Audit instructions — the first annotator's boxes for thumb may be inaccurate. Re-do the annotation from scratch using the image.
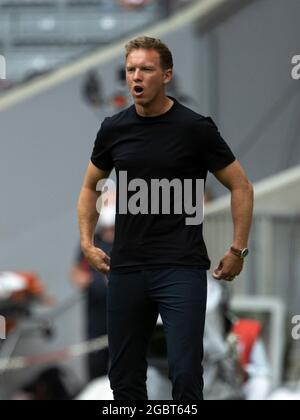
[213,261,223,278]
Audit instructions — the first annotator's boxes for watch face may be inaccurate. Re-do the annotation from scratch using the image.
[241,248,249,258]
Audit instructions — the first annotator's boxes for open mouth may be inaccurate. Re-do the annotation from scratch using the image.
[133,86,144,95]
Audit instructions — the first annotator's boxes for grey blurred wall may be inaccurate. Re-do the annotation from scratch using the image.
[201,0,300,194]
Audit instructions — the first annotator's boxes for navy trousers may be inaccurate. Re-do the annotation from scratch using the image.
[107,267,207,400]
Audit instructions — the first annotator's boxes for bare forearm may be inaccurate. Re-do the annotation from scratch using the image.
[77,186,99,251]
[231,182,254,248]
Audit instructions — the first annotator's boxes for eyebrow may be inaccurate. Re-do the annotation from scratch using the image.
[126,65,155,70]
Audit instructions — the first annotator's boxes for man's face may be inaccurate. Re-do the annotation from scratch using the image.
[126,49,172,105]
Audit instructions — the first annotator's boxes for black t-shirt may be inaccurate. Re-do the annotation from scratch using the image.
[91,97,235,272]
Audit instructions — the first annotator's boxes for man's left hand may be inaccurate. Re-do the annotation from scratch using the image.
[212,250,244,282]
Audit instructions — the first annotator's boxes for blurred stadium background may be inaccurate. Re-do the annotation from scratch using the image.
[0,0,300,400]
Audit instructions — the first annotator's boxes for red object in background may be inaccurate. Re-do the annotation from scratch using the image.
[0,271,54,334]
[232,319,262,367]
[10,272,45,302]
[111,94,128,109]
[117,0,152,11]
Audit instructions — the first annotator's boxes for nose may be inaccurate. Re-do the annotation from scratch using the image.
[133,69,142,82]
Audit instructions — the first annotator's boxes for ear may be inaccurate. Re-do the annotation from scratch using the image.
[163,68,173,85]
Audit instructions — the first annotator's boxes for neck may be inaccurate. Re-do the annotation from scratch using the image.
[135,93,174,117]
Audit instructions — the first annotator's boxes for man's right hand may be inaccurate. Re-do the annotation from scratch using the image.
[82,245,111,274]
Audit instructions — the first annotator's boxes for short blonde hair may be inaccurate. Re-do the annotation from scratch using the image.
[125,36,173,70]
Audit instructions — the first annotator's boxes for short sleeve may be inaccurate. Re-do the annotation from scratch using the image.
[199,117,236,173]
[90,118,114,171]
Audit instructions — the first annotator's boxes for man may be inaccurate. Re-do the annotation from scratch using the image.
[77,36,253,400]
